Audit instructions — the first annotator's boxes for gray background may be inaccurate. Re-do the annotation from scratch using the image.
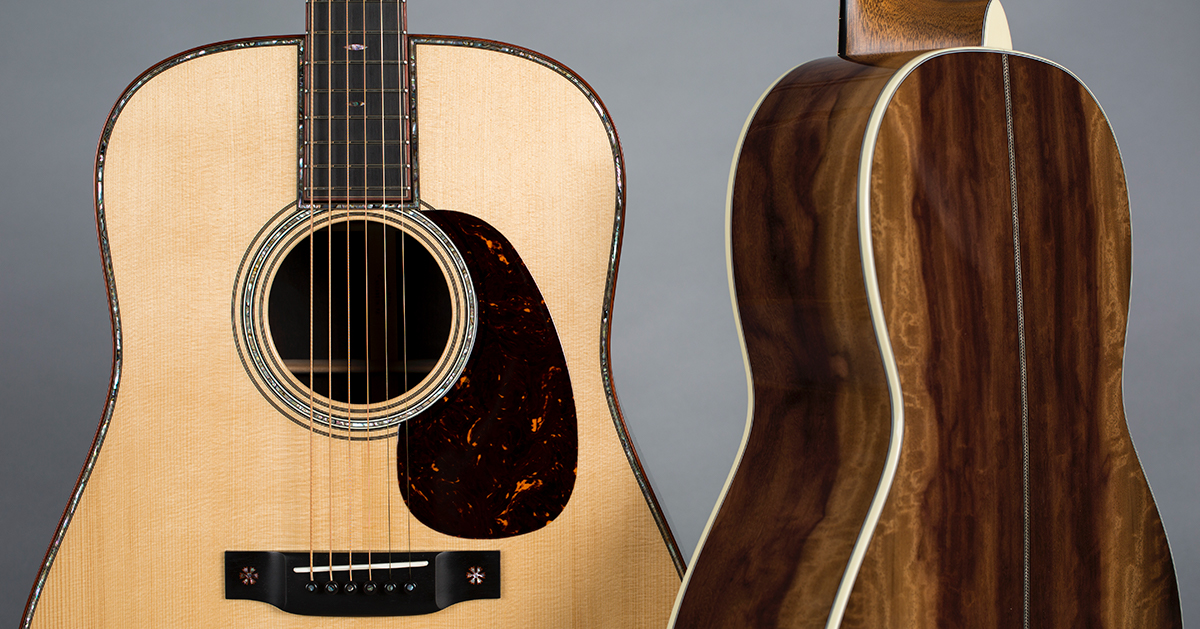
[2,0,1196,625]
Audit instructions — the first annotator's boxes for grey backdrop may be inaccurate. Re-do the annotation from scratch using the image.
[2,0,1196,625]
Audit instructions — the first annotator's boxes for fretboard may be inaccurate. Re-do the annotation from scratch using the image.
[303,0,412,203]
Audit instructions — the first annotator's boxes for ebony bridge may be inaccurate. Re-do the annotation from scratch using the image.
[224,550,500,616]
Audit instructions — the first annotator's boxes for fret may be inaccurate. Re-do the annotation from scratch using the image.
[306,187,413,193]
[308,143,405,165]
[309,92,404,117]
[308,119,404,142]
[310,165,411,171]
[307,115,406,121]
[306,59,406,65]
[310,88,406,95]
[306,142,408,149]
[307,74,403,92]
[307,33,403,62]
[306,166,410,180]
[305,167,412,198]
[305,30,404,36]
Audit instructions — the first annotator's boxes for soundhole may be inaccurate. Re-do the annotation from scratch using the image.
[234,207,475,432]
[267,221,451,405]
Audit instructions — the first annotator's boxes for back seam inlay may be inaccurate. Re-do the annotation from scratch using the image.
[1002,53,1032,629]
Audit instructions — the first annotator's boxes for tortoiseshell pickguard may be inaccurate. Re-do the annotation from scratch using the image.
[397,209,577,539]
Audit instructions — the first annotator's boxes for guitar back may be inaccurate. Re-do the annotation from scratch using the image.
[671,28,1180,629]
[856,48,1179,628]
[25,39,681,628]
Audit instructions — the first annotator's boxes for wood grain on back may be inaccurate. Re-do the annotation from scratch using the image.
[1007,55,1181,626]
[27,40,681,629]
[672,48,1181,629]
[851,51,1025,627]
[850,51,1180,628]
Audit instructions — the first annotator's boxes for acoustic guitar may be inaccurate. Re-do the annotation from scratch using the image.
[669,0,1182,627]
[21,1,682,627]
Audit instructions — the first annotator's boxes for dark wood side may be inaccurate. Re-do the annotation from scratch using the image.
[671,57,898,628]
[398,210,577,539]
[850,51,1024,628]
[845,51,1181,627]
[840,0,990,62]
[1008,55,1182,627]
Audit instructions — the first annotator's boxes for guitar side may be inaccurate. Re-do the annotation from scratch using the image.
[670,47,1181,629]
[669,56,901,629]
[24,38,681,628]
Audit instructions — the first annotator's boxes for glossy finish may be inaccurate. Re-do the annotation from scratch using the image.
[672,57,898,628]
[402,210,577,539]
[672,48,1181,629]
[840,0,989,61]
[1006,54,1180,626]
[859,52,1025,627]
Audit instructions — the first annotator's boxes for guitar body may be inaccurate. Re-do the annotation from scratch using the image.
[24,37,681,628]
[671,11,1182,629]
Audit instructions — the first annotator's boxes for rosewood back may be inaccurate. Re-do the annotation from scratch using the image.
[671,28,1181,629]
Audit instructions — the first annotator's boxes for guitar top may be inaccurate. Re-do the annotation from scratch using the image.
[22,1,682,627]
[670,1,1182,627]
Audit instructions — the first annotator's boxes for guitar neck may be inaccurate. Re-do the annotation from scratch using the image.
[304,0,414,204]
[839,0,995,61]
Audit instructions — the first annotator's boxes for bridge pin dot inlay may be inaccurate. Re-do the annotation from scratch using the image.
[466,566,486,585]
[239,567,258,586]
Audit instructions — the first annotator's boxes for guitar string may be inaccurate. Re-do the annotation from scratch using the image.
[343,0,353,585]
[400,0,414,586]
[1002,54,1032,629]
[382,0,393,583]
[360,0,371,585]
[325,0,334,583]
[305,0,315,584]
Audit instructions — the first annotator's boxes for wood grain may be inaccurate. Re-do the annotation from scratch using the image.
[850,50,1181,628]
[671,57,898,629]
[672,48,1181,629]
[1007,54,1182,627]
[840,0,989,61]
[850,51,1024,628]
[25,39,680,628]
